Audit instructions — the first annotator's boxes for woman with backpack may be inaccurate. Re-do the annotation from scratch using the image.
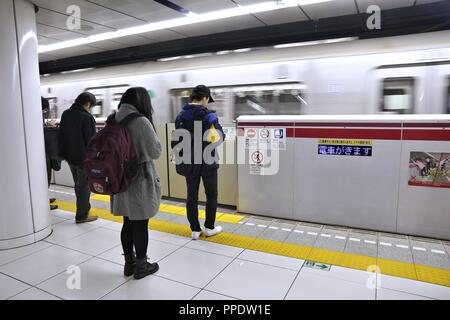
[111,87,162,280]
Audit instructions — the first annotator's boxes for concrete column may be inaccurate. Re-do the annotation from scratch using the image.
[0,0,51,249]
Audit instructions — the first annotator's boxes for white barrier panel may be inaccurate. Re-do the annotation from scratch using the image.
[237,115,450,240]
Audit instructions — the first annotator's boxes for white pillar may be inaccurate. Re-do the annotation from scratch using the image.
[0,0,51,249]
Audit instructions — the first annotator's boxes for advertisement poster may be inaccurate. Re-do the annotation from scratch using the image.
[409,152,450,188]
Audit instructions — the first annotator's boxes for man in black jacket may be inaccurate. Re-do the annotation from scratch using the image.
[173,85,225,240]
[59,92,98,224]
[42,97,58,210]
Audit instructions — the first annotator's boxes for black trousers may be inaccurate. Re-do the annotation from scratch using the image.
[69,164,91,221]
[185,169,218,232]
[121,217,149,259]
[46,154,52,187]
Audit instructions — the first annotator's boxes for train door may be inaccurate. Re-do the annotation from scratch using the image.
[429,63,450,114]
[373,66,427,114]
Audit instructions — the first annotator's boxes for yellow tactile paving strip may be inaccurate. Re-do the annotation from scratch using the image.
[90,194,244,224]
[53,200,450,287]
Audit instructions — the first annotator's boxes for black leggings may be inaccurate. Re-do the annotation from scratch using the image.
[120,217,149,259]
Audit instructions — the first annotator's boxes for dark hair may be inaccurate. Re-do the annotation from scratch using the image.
[118,87,155,129]
[75,92,96,107]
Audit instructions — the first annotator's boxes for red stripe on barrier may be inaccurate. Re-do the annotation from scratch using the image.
[287,128,295,138]
[295,122,402,128]
[403,130,450,141]
[403,123,450,128]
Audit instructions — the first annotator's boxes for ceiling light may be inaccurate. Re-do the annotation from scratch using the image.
[60,67,94,74]
[216,50,231,55]
[233,48,251,53]
[273,37,357,49]
[38,0,333,54]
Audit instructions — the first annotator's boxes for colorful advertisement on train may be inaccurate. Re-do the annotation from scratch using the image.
[409,152,450,188]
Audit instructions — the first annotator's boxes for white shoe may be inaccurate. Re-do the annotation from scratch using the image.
[192,231,202,240]
[204,226,223,237]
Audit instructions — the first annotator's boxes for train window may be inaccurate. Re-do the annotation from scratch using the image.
[43,97,58,118]
[111,93,123,112]
[381,78,414,114]
[169,82,305,123]
[90,94,104,118]
[233,84,306,118]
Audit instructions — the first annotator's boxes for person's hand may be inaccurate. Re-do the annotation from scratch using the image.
[47,119,57,127]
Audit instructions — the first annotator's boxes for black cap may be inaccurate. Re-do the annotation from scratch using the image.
[190,85,214,103]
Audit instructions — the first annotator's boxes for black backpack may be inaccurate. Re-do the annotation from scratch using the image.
[172,107,210,177]
[44,126,64,161]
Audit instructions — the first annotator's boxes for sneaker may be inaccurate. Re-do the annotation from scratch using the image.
[49,198,56,203]
[204,226,223,237]
[192,230,202,240]
[50,204,58,210]
[76,215,98,224]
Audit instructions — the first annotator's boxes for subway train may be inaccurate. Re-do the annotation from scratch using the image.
[41,29,450,211]
[40,30,450,123]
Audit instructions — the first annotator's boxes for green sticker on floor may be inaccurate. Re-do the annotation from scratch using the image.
[304,260,331,271]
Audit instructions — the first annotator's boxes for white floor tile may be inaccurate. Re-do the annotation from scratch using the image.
[37,258,128,300]
[87,218,115,228]
[377,288,433,300]
[148,230,192,246]
[101,222,124,232]
[59,228,120,256]
[300,265,375,285]
[102,275,200,300]
[206,259,297,300]
[157,247,233,288]
[0,273,30,300]
[379,274,450,300]
[0,245,91,285]
[186,240,244,258]
[194,290,237,300]
[285,272,376,300]
[238,250,304,271]
[45,220,99,245]
[51,216,67,225]
[98,241,180,265]
[8,287,61,300]
[0,241,53,266]
[51,210,75,220]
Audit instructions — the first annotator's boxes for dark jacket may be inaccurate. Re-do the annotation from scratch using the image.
[173,103,225,175]
[59,103,96,166]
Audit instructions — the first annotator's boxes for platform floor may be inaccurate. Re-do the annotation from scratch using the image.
[0,185,449,300]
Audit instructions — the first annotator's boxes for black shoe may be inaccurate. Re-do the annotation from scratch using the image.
[124,252,136,277]
[49,198,56,203]
[76,215,98,224]
[134,257,159,280]
[50,205,58,210]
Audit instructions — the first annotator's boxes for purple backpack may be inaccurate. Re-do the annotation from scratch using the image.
[84,113,143,195]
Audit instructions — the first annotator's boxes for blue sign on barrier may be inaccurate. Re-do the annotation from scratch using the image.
[318,145,372,157]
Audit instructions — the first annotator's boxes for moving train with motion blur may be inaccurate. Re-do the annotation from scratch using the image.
[40,30,450,123]
[40,30,450,213]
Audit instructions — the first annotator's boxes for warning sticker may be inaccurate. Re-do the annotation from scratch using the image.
[245,128,258,149]
[223,127,236,141]
[258,128,271,150]
[250,150,265,175]
[271,128,286,150]
[318,139,372,146]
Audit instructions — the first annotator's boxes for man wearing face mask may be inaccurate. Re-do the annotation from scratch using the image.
[59,92,98,224]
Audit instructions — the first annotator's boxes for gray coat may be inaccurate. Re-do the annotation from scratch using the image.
[111,104,162,220]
